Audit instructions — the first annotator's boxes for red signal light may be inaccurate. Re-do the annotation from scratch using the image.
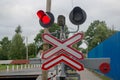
[37,10,54,28]
[37,10,50,24]
[42,15,50,24]
[37,10,44,19]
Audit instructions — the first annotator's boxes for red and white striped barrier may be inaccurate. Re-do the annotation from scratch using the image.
[0,60,29,64]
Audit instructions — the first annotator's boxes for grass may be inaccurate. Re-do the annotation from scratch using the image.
[0,64,7,71]
[0,64,27,71]
[94,72,111,80]
[99,75,111,80]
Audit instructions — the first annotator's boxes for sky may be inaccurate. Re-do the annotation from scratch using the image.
[0,0,120,43]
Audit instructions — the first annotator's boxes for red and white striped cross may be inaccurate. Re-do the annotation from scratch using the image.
[42,54,84,71]
[42,33,84,60]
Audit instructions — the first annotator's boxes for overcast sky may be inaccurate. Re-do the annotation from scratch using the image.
[0,0,120,43]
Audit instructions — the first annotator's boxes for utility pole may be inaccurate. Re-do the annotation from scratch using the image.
[42,0,51,80]
[26,37,28,60]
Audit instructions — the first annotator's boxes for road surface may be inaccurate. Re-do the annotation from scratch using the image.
[78,68,102,80]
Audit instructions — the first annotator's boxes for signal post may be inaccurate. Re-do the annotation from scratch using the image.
[43,0,51,80]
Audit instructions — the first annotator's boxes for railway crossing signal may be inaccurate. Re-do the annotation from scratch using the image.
[42,33,84,60]
[37,10,54,28]
[41,33,84,71]
[36,5,111,80]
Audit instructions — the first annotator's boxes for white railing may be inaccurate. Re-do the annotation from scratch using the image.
[0,64,41,72]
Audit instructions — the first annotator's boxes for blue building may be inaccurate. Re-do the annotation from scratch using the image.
[88,32,120,80]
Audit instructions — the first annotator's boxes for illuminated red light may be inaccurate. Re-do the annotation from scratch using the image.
[37,10,50,24]
[37,10,44,19]
[42,15,50,24]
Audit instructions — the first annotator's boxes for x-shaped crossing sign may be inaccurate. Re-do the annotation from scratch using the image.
[41,33,84,71]
[42,33,84,60]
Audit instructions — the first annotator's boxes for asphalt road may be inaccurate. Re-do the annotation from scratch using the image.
[78,68,102,80]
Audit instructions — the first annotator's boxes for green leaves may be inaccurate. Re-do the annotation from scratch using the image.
[9,33,26,59]
[0,37,11,60]
[85,20,116,51]
[28,43,36,58]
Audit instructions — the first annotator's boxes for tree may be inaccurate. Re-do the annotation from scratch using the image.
[9,26,26,59]
[0,46,2,59]
[28,43,36,58]
[0,37,11,60]
[15,25,22,34]
[85,20,116,51]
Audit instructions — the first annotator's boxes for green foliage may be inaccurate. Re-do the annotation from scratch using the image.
[15,25,22,34]
[0,25,38,60]
[0,37,11,60]
[85,20,116,51]
[9,26,26,60]
[0,65,7,71]
[34,29,44,45]
[34,23,61,43]
[73,38,83,50]
[49,23,61,39]
[28,43,36,58]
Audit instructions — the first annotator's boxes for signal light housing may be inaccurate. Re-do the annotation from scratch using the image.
[57,15,65,26]
[37,10,54,28]
[69,6,87,25]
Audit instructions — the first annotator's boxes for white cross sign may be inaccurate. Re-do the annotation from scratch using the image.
[42,33,84,60]
[41,33,84,71]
